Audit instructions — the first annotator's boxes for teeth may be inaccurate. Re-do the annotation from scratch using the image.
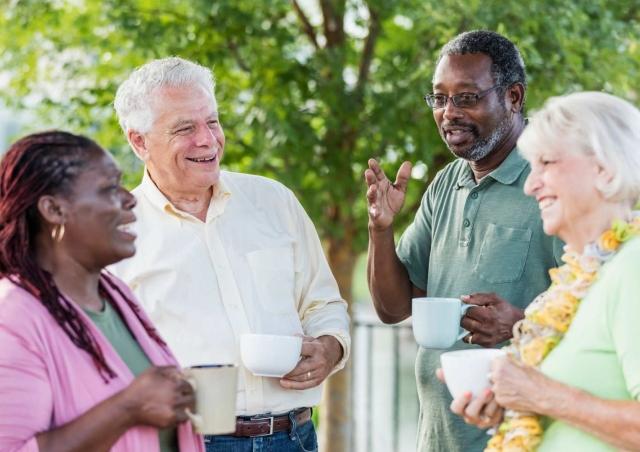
[539,198,554,210]
[117,224,132,233]
[190,156,215,162]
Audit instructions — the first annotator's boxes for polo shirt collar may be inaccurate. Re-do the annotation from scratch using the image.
[455,147,527,189]
[138,169,232,220]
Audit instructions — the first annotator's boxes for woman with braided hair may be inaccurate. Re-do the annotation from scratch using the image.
[0,131,204,451]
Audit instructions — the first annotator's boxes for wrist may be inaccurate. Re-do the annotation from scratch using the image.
[113,386,140,429]
[318,335,343,368]
[368,222,394,236]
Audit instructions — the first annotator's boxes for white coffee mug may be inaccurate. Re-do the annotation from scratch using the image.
[240,334,303,377]
[440,349,505,399]
[184,364,238,435]
[412,297,472,349]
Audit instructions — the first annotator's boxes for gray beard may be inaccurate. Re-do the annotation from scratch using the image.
[454,115,511,162]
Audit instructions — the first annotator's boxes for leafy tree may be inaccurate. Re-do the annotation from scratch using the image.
[1,1,638,450]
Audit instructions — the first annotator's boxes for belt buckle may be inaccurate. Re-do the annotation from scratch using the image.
[251,415,274,437]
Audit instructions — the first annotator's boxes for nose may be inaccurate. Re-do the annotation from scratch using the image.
[194,124,215,148]
[523,167,541,197]
[442,98,464,121]
[120,188,137,210]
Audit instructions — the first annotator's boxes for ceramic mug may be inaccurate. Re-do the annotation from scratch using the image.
[440,349,505,398]
[184,364,238,434]
[411,297,472,349]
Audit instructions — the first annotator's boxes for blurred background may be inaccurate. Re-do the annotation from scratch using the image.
[1,1,639,450]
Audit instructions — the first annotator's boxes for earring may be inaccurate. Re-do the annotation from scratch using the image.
[51,224,65,243]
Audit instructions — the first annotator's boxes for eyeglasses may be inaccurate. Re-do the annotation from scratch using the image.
[424,85,502,110]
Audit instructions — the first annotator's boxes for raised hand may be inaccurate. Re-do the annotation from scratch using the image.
[364,159,412,231]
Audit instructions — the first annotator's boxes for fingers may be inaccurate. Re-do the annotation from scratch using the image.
[367,158,386,181]
[461,293,501,307]
[393,161,412,191]
[435,368,445,383]
[449,391,472,417]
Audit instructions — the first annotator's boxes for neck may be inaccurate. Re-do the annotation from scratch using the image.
[564,202,633,252]
[36,242,103,311]
[468,118,525,181]
[150,174,213,222]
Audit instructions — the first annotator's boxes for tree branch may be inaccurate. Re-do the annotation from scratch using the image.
[292,0,320,49]
[356,3,380,95]
[320,0,345,47]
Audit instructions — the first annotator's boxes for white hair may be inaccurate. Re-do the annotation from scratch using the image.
[519,91,640,206]
[113,56,216,134]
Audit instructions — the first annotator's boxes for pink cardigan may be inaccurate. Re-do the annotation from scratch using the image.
[0,275,205,452]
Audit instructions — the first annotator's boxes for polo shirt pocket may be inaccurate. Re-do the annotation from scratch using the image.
[474,223,532,284]
[246,246,296,314]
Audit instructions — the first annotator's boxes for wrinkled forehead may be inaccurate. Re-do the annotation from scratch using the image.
[148,84,218,125]
[432,53,494,90]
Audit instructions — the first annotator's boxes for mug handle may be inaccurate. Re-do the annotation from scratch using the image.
[183,372,203,431]
[457,303,473,341]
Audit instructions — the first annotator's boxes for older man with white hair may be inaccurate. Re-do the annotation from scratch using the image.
[110,57,350,452]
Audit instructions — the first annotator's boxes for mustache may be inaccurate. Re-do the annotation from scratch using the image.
[442,121,479,135]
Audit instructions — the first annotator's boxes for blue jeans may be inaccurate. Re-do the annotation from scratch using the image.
[204,411,318,452]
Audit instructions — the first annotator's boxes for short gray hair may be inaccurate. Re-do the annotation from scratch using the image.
[519,91,640,206]
[114,56,216,134]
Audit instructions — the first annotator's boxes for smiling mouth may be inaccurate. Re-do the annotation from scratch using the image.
[186,155,217,163]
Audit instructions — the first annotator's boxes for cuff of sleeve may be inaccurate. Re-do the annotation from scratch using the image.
[313,330,351,376]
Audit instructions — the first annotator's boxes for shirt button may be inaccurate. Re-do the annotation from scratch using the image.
[470,192,478,199]
[463,219,471,227]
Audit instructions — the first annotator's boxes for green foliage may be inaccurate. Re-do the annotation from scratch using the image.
[1,0,638,262]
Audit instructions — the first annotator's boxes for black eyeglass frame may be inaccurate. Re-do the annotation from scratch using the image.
[424,85,503,110]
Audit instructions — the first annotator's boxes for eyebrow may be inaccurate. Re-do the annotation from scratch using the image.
[169,113,219,131]
[432,82,481,91]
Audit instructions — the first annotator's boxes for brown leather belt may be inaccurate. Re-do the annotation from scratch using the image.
[231,407,312,437]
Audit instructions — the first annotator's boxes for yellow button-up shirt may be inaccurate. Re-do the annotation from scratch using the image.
[110,170,350,415]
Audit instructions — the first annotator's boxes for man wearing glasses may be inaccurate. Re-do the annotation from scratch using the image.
[365,30,562,452]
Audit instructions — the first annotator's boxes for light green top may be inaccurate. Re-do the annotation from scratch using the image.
[397,149,563,452]
[538,237,640,451]
[85,300,178,452]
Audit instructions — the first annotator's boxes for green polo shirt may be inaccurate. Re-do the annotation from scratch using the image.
[397,149,563,452]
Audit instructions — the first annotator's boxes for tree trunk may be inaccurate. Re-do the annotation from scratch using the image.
[319,235,356,452]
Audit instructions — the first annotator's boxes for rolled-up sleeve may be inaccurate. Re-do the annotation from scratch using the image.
[0,324,51,452]
[288,192,351,373]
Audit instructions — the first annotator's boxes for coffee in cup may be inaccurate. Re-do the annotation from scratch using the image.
[440,349,505,399]
[411,297,472,348]
[240,334,302,377]
[184,364,238,434]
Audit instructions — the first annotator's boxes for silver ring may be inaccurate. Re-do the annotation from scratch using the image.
[467,334,473,344]
[307,371,311,380]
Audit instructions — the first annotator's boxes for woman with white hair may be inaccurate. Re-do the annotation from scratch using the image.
[446,91,640,451]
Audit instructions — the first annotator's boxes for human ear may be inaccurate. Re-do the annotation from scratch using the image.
[127,130,150,162]
[37,195,67,226]
[506,83,525,114]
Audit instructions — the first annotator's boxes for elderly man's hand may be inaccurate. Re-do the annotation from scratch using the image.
[460,293,524,347]
[279,335,343,390]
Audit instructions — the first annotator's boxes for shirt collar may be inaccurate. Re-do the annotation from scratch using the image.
[138,169,232,221]
[455,147,527,190]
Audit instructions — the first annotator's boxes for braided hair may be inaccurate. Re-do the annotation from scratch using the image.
[0,131,165,381]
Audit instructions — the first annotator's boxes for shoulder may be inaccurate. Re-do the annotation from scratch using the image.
[0,278,49,335]
[222,170,296,205]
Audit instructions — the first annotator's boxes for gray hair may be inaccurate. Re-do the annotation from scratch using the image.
[518,91,640,206]
[114,56,216,134]
[437,30,527,95]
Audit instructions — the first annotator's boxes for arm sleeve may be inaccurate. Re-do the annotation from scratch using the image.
[607,241,640,400]
[396,184,434,291]
[287,191,351,373]
[0,324,52,452]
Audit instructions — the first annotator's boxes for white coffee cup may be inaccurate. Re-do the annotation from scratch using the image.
[184,364,238,434]
[440,349,505,399]
[240,334,303,377]
[412,297,472,349]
